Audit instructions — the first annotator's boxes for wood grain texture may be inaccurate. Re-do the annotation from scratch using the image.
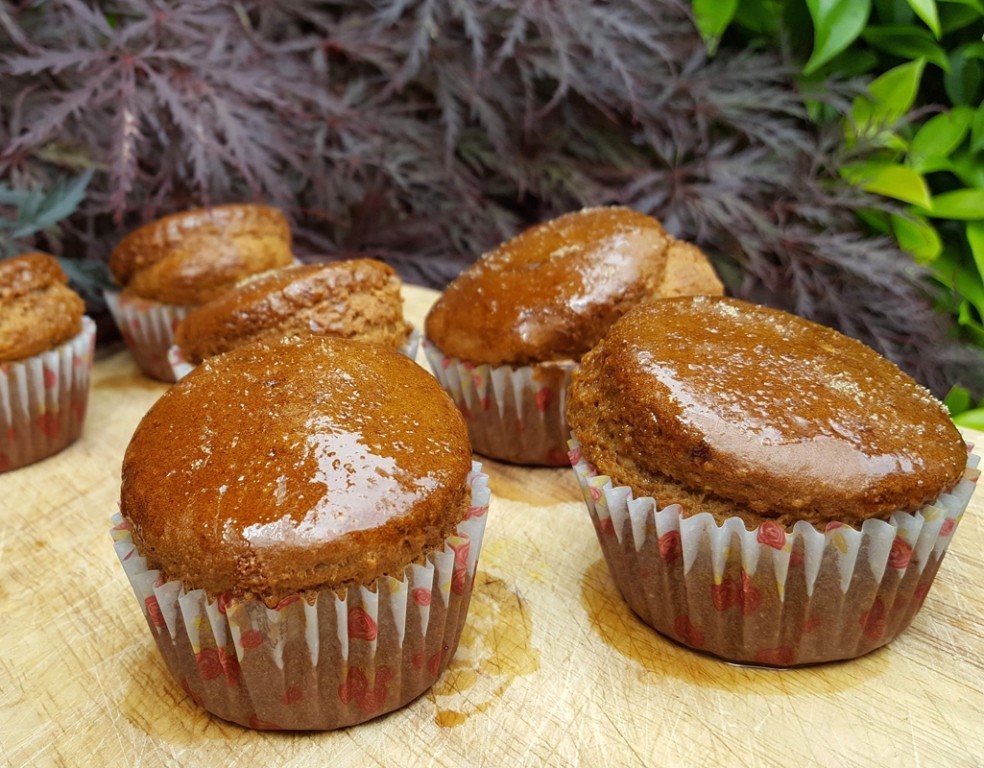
[1,284,982,767]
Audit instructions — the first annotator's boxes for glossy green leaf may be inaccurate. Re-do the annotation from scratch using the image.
[957,300,984,344]
[949,150,984,187]
[905,0,942,36]
[857,208,892,233]
[892,213,943,261]
[954,408,984,430]
[972,103,984,155]
[967,221,984,284]
[841,162,932,206]
[851,59,925,134]
[732,0,783,34]
[939,0,984,35]
[943,385,974,415]
[804,0,873,75]
[927,189,984,218]
[939,0,984,11]
[909,108,974,170]
[945,46,984,104]
[937,247,984,337]
[862,25,949,69]
[694,0,740,55]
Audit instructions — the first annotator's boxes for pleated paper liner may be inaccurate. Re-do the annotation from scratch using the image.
[569,438,980,667]
[423,338,575,466]
[0,317,96,473]
[111,463,490,730]
[104,290,191,382]
[168,328,423,381]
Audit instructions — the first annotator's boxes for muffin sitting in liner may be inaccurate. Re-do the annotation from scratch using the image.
[105,203,293,382]
[168,258,416,379]
[111,335,490,729]
[567,295,978,666]
[424,205,723,466]
[0,253,96,472]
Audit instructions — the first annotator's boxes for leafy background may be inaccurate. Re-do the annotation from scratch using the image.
[694,0,984,425]
[1,0,982,412]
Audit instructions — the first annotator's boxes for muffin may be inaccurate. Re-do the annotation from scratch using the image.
[105,204,293,381]
[111,335,490,730]
[424,206,723,466]
[168,258,415,378]
[0,253,96,472]
[567,295,978,666]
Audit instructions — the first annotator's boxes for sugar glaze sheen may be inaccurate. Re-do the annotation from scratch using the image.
[567,295,967,528]
[120,335,472,606]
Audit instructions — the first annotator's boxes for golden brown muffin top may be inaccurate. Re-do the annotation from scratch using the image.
[0,252,85,363]
[656,239,724,298]
[120,335,472,606]
[568,296,967,526]
[109,203,293,305]
[425,206,672,366]
[174,259,412,364]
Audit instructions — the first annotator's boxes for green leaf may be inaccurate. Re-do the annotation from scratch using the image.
[861,25,949,70]
[851,59,925,135]
[936,247,984,332]
[939,0,984,10]
[967,221,984,284]
[905,0,942,36]
[943,385,973,415]
[949,150,984,187]
[954,407,984,430]
[841,161,932,206]
[945,45,984,104]
[856,208,892,233]
[973,103,984,155]
[957,300,984,344]
[892,213,943,261]
[927,189,984,219]
[909,108,974,170]
[732,0,783,34]
[804,0,873,75]
[939,2,984,35]
[694,0,740,55]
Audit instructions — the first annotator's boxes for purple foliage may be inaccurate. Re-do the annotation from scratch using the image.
[1,0,981,396]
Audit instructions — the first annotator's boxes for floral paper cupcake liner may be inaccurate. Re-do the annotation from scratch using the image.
[168,328,423,381]
[104,290,192,382]
[0,317,96,473]
[111,462,490,730]
[423,339,575,466]
[569,438,980,666]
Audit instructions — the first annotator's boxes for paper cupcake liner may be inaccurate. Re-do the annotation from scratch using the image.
[568,438,980,666]
[168,328,423,381]
[0,317,96,473]
[104,290,192,382]
[423,338,575,466]
[111,462,490,730]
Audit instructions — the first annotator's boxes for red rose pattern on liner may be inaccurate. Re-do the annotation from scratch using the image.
[0,317,96,473]
[569,437,980,667]
[110,463,491,730]
[422,339,576,465]
[104,291,191,382]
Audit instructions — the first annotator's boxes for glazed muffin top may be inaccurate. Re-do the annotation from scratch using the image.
[0,253,85,363]
[426,206,686,366]
[174,259,412,365]
[120,335,472,606]
[567,296,967,528]
[109,203,293,305]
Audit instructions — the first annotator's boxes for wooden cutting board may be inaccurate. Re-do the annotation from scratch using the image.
[2,284,983,767]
